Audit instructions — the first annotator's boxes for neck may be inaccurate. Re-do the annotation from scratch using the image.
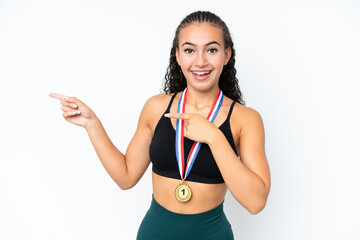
[186,86,220,109]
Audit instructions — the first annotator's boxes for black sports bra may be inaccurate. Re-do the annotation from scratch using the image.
[149,92,238,184]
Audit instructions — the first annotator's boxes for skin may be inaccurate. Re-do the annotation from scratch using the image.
[49,22,271,215]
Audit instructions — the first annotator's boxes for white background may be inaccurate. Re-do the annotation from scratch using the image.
[1,0,359,239]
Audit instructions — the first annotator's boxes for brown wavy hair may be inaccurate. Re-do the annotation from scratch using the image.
[162,11,245,105]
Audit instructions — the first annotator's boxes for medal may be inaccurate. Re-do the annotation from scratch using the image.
[175,182,192,202]
[174,88,223,202]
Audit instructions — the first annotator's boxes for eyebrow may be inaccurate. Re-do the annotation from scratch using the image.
[181,41,221,47]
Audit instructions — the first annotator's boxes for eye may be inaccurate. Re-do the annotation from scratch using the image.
[184,49,194,54]
[208,48,218,53]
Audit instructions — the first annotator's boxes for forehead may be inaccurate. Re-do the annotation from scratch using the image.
[178,22,224,46]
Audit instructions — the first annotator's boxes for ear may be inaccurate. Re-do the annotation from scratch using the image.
[176,47,181,66]
[224,47,232,65]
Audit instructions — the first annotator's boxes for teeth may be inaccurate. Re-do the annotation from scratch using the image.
[193,71,210,76]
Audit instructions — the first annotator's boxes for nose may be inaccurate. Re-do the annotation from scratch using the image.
[194,52,208,67]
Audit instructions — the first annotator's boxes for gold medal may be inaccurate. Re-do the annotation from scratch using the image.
[174,182,192,202]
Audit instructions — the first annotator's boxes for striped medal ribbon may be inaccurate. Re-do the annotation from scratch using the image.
[174,87,223,202]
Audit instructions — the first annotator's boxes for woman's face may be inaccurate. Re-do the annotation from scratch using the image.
[176,22,231,92]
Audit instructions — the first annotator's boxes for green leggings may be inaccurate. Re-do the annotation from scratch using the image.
[136,195,234,240]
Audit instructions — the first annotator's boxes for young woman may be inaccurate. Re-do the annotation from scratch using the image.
[50,11,271,240]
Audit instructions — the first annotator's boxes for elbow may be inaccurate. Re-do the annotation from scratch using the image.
[118,184,133,190]
[246,198,267,215]
[247,198,268,215]
[233,192,269,215]
[115,171,137,190]
[248,184,271,215]
[116,179,135,190]
[248,204,265,215]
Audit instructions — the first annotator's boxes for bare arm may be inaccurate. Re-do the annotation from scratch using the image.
[84,114,151,190]
[166,104,271,214]
[49,93,161,190]
[208,106,271,214]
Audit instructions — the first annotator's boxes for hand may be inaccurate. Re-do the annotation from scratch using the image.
[165,112,220,144]
[49,93,97,128]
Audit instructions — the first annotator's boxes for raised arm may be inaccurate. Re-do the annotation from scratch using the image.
[49,93,163,190]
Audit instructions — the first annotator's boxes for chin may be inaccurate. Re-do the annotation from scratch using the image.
[186,80,219,92]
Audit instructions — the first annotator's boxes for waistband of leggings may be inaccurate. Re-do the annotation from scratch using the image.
[149,194,225,224]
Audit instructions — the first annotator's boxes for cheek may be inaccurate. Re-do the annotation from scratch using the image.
[209,56,226,69]
[178,55,193,69]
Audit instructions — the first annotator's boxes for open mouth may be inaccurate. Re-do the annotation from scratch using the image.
[192,71,211,76]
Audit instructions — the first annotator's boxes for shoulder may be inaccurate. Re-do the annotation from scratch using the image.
[231,103,265,136]
[233,103,263,122]
[140,93,175,131]
[142,93,174,112]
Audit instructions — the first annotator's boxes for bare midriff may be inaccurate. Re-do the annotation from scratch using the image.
[152,171,228,214]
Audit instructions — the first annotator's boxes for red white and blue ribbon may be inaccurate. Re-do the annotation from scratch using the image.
[175,88,223,180]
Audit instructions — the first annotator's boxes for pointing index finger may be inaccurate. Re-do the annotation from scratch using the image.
[164,113,190,120]
[49,93,68,100]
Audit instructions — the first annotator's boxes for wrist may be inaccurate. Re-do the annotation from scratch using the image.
[206,128,225,147]
[85,115,101,132]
